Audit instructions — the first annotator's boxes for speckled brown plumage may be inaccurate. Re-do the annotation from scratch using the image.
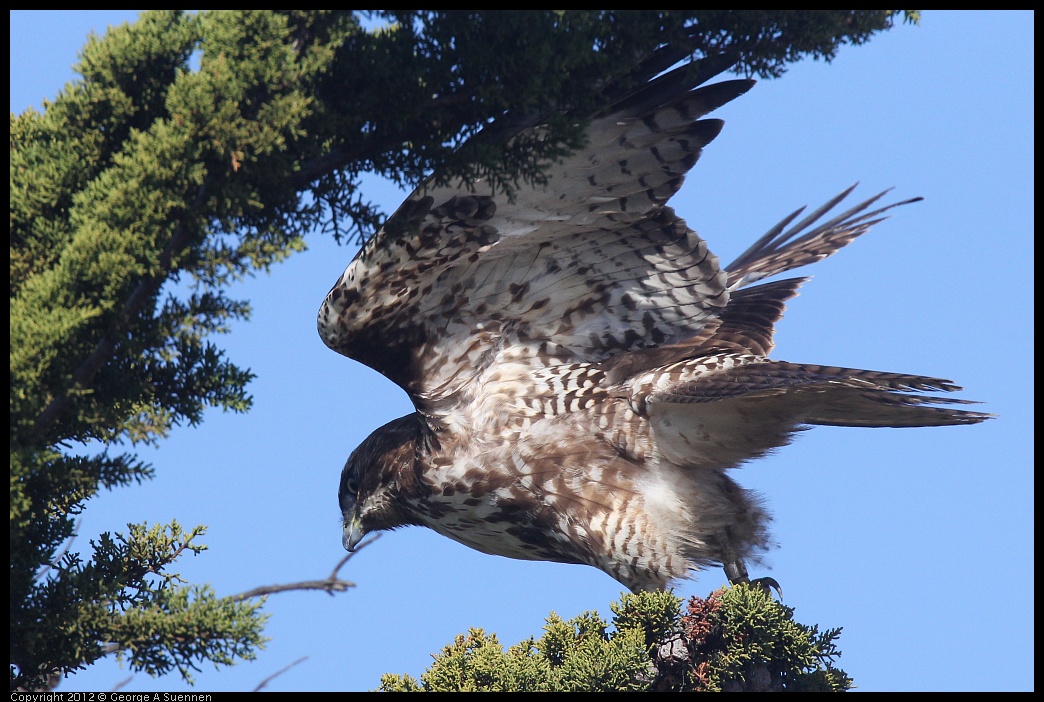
[320,58,989,592]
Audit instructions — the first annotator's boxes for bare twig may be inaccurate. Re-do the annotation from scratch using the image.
[92,538,380,670]
[330,533,381,579]
[252,656,309,692]
[110,675,134,692]
[230,534,381,602]
[230,578,354,601]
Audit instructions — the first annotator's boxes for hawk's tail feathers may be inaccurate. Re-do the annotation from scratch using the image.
[725,185,923,290]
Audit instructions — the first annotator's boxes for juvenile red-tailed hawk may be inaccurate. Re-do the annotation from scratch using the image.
[317,57,988,592]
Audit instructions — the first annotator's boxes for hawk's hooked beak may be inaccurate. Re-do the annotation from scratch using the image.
[343,514,365,552]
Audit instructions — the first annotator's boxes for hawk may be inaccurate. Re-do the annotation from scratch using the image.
[317,57,989,592]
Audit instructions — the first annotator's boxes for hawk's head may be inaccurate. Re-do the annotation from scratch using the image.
[339,414,426,551]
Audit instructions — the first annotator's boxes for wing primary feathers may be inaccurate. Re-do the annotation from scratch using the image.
[607,51,743,117]
[725,185,924,289]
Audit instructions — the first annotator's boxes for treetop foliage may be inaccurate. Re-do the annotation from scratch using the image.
[378,586,852,692]
[10,10,914,690]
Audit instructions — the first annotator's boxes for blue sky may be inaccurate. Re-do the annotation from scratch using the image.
[10,10,1033,692]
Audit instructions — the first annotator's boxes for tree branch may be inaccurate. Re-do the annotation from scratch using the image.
[229,534,380,602]
[110,675,134,692]
[87,539,379,678]
[252,656,308,692]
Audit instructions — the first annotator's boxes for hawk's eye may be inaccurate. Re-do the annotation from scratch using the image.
[344,476,360,495]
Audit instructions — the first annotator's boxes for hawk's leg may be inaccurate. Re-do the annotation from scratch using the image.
[722,542,782,599]
[722,554,749,585]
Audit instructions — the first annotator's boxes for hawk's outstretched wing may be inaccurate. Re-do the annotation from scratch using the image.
[319,74,754,408]
[318,71,911,412]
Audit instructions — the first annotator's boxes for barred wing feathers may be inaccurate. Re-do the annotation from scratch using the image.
[318,78,757,406]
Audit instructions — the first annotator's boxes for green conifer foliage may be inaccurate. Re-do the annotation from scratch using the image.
[379,586,851,692]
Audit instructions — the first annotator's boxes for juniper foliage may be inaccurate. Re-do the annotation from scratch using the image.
[379,585,852,692]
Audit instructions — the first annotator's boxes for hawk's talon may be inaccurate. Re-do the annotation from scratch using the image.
[750,576,783,600]
[726,570,783,600]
